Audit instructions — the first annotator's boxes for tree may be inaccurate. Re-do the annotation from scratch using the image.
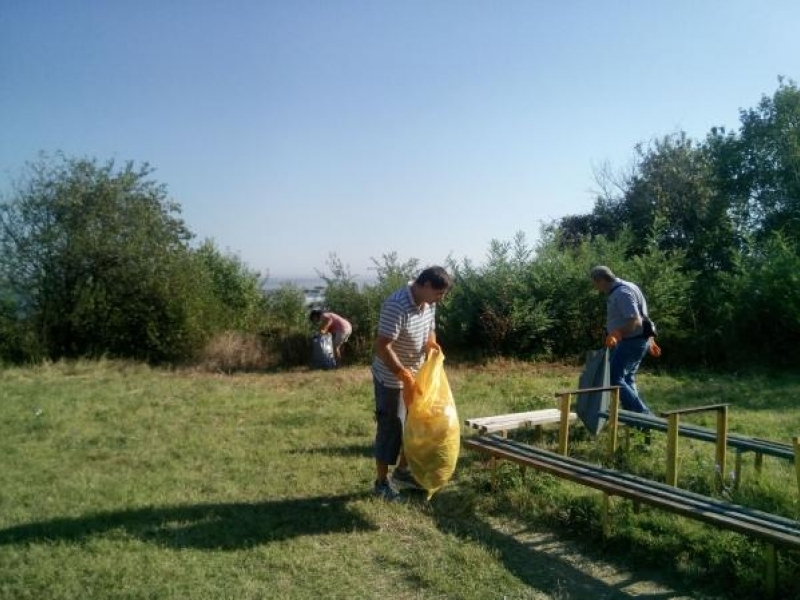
[0,153,205,362]
[194,240,268,332]
[736,78,800,242]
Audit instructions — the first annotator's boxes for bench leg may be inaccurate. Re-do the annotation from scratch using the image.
[754,452,764,476]
[532,424,543,444]
[714,405,728,492]
[489,430,509,491]
[765,543,776,599]
[793,437,799,499]
[607,388,620,458]
[734,451,743,490]
[665,414,680,487]
[557,394,571,456]
[601,493,611,538]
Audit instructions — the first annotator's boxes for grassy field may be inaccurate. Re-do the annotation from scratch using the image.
[0,358,798,600]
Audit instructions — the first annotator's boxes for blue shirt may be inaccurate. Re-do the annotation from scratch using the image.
[607,279,648,338]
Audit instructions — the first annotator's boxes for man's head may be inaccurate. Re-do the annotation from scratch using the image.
[413,266,453,304]
[589,265,616,294]
[309,309,323,323]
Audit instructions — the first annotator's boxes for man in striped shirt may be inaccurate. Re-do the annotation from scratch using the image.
[371,266,453,501]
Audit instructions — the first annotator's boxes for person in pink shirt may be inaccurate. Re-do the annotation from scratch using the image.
[309,309,353,366]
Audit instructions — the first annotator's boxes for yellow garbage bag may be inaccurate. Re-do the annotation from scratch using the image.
[403,349,460,499]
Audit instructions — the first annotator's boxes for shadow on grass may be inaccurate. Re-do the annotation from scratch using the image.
[0,494,375,550]
[288,442,374,458]
[430,483,707,600]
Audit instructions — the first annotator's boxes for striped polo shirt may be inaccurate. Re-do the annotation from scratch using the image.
[371,284,436,388]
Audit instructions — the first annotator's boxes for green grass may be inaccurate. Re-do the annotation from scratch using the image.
[0,358,798,599]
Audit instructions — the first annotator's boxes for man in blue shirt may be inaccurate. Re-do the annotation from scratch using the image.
[590,265,652,414]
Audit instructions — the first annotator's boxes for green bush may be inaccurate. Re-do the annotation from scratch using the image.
[318,252,421,364]
[0,154,277,365]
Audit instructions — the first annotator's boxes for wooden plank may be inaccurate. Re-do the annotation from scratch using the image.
[477,414,577,434]
[465,409,576,434]
[465,409,563,427]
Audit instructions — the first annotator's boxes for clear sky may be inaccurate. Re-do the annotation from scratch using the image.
[2,1,799,281]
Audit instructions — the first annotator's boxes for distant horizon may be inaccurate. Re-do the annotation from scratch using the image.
[262,274,377,290]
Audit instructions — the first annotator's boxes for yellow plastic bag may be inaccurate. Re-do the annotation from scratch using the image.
[403,349,460,499]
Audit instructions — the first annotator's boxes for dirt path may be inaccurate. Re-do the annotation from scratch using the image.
[482,516,725,600]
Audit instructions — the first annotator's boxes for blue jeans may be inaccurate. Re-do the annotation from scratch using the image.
[373,376,405,466]
[609,337,651,413]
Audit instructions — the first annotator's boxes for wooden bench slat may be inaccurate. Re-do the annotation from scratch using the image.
[466,408,563,425]
[465,408,576,434]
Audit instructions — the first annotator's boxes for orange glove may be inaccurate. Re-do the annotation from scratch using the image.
[398,368,416,408]
[648,337,662,358]
[426,340,441,353]
[605,329,623,349]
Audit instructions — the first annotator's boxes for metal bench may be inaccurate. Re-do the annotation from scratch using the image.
[597,403,797,490]
[464,433,800,599]
[552,386,799,494]
[464,408,578,488]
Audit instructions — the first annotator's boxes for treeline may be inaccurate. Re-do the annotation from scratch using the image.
[1,79,799,369]
[324,78,800,369]
[0,155,291,366]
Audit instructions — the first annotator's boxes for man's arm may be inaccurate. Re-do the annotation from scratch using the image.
[616,315,642,337]
[375,335,405,375]
[606,311,642,348]
[376,334,416,406]
[320,315,333,334]
[611,290,643,336]
[426,331,440,351]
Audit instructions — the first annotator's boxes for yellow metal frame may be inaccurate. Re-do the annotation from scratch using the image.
[660,404,729,489]
[553,385,621,457]
[794,436,800,498]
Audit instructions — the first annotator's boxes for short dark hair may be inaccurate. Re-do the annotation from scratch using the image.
[415,266,453,290]
[309,309,323,322]
[590,265,616,282]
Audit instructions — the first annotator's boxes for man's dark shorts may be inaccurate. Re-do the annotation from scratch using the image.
[373,375,404,465]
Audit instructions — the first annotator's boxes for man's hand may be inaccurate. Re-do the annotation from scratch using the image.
[605,329,623,349]
[399,368,416,408]
[426,340,441,353]
[648,337,662,358]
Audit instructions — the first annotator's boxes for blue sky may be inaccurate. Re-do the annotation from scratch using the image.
[2,1,799,281]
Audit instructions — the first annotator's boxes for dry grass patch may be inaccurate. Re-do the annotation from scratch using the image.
[198,331,272,373]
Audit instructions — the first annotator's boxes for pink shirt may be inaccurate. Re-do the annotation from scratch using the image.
[323,312,352,334]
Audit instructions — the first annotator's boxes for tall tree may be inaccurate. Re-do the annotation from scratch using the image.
[736,78,800,242]
[0,153,202,362]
